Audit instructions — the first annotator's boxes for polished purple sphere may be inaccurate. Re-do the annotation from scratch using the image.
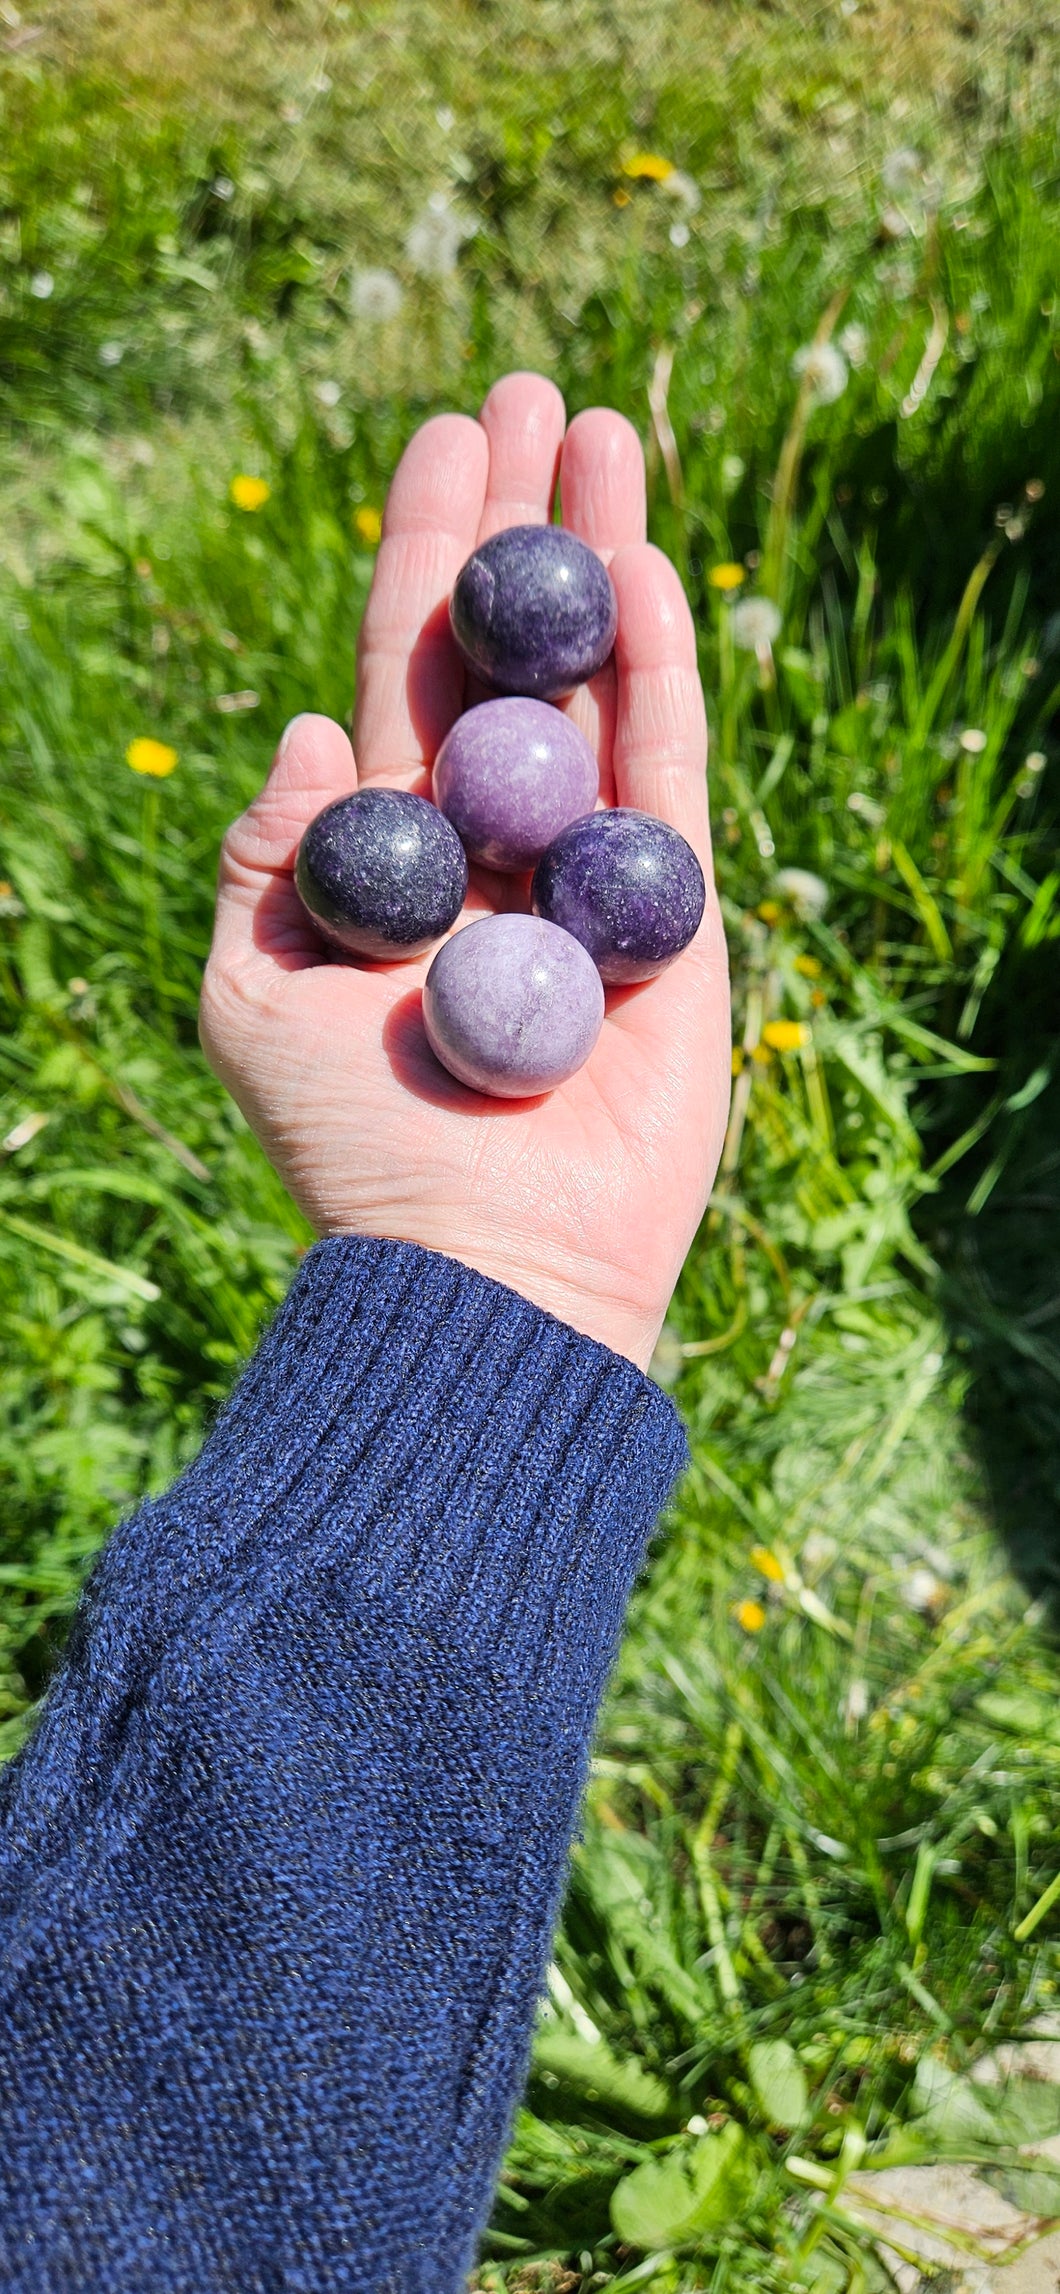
[422,914,605,1098]
[295,788,467,961]
[532,808,706,983]
[450,524,618,700]
[432,696,599,873]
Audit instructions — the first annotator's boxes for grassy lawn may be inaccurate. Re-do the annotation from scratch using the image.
[2,4,1060,2285]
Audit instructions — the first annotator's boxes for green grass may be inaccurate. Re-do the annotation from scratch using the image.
[2,7,1060,2287]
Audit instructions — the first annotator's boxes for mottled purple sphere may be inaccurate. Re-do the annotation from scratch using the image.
[432,696,599,873]
[422,914,605,1097]
[295,787,467,961]
[532,808,706,984]
[450,524,618,701]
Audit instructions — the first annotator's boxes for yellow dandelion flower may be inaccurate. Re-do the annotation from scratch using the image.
[354,506,383,546]
[750,1041,775,1065]
[126,737,178,778]
[230,474,271,512]
[757,900,781,925]
[762,1019,810,1053]
[731,1045,745,1076]
[811,988,827,1008]
[734,1598,766,1633]
[750,1545,785,1583]
[709,562,746,591]
[623,152,675,183]
[794,954,822,977]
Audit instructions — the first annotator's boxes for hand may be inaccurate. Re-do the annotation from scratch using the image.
[200,372,730,1370]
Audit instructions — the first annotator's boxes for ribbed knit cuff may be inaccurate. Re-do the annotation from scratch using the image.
[170,1236,688,1675]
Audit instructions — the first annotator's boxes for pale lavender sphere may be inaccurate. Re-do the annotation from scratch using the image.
[432,696,599,872]
[422,914,605,1098]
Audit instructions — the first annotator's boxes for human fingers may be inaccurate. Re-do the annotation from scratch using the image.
[208,713,356,978]
[474,370,566,541]
[607,544,711,867]
[353,413,489,786]
[556,410,647,801]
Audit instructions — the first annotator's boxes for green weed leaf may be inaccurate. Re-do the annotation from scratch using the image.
[610,2121,750,2249]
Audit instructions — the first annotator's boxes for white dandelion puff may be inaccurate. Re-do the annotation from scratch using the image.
[838,322,869,367]
[405,193,477,280]
[314,379,342,408]
[98,341,124,367]
[730,595,782,653]
[774,867,829,920]
[350,267,404,323]
[669,221,690,249]
[660,168,701,213]
[881,147,921,197]
[29,270,54,299]
[792,340,848,404]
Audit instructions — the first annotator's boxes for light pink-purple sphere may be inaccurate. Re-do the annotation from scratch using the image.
[422,914,605,1098]
[432,696,599,872]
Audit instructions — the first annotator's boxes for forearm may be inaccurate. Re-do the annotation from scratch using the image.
[0,1236,685,2292]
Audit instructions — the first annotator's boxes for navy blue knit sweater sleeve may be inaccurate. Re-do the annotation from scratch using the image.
[0,1237,686,2293]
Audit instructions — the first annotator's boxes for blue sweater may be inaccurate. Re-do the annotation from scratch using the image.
[0,1237,686,2292]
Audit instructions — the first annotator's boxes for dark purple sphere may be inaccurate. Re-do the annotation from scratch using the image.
[450,524,618,701]
[422,914,605,1098]
[532,808,706,984]
[295,787,467,961]
[432,696,599,872]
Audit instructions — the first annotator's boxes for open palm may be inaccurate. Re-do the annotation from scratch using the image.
[200,372,730,1368]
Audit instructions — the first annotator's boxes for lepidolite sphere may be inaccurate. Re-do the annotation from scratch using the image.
[449,524,618,700]
[295,787,468,961]
[532,808,706,984]
[422,914,605,1098]
[432,696,599,872]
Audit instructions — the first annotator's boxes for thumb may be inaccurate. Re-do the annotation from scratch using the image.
[221,713,357,880]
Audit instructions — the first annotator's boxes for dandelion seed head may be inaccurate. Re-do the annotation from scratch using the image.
[842,1679,870,1726]
[730,595,782,651]
[774,867,829,920]
[959,727,988,754]
[98,341,124,367]
[902,1567,944,1614]
[29,271,54,299]
[792,340,848,405]
[660,168,701,212]
[881,147,921,196]
[350,267,404,324]
[839,322,869,367]
[405,194,477,279]
[315,379,342,408]
[669,221,690,249]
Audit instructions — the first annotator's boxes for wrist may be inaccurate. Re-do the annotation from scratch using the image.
[321,1220,662,1370]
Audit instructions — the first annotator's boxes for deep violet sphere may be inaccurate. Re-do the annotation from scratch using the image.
[449,524,618,701]
[422,914,605,1098]
[295,787,468,961]
[432,696,599,872]
[532,808,706,984]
